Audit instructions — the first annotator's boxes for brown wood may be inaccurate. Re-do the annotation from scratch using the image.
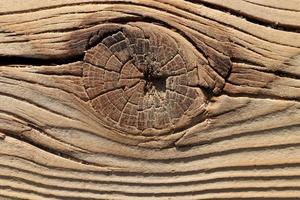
[0,0,300,199]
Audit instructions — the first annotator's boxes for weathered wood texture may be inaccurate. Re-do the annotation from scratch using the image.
[0,0,300,199]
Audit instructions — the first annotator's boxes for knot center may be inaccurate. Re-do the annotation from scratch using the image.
[143,67,167,95]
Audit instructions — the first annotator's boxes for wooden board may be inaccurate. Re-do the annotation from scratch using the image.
[0,0,299,199]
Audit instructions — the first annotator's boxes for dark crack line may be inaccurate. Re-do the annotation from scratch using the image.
[0,55,84,66]
[185,0,300,32]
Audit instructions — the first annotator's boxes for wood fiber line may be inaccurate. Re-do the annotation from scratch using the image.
[2,177,300,198]
[1,159,300,189]
[0,0,300,199]
[243,0,300,12]
[189,0,300,30]
[3,161,300,188]
[164,0,300,47]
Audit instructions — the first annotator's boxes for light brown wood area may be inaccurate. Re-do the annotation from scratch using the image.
[0,0,300,199]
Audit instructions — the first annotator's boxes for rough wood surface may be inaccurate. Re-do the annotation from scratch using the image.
[0,0,300,199]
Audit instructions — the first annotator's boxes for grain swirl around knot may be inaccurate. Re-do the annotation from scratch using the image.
[2,1,300,199]
[82,22,228,137]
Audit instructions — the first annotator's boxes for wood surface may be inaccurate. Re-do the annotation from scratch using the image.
[0,0,300,199]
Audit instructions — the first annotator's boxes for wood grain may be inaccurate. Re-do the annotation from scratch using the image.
[0,0,299,199]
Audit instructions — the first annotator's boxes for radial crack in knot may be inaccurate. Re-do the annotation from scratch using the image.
[82,23,224,137]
